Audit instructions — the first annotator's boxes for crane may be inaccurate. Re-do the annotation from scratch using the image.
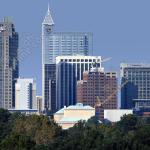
[101,57,112,63]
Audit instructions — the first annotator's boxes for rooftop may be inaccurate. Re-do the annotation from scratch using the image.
[43,4,54,25]
[121,63,150,68]
[55,103,94,115]
[66,103,94,110]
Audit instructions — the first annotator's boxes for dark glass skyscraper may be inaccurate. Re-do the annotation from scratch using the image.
[42,6,93,113]
[0,17,19,109]
[121,63,150,109]
[56,56,101,110]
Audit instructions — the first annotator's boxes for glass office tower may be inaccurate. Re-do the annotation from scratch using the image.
[121,63,150,109]
[56,56,101,110]
[0,17,19,109]
[42,6,93,113]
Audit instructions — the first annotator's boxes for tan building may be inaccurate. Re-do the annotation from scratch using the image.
[54,103,95,129]
[77,67,117,109]
[36,96,42,114]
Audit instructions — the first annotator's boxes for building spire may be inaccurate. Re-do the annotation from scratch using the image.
[43,2,54,25]
[48,2,50,13]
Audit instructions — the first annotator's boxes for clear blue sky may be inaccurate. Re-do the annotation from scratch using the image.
[0,0,150,95]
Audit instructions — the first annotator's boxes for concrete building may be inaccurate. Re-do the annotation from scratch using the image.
[0,17,19,109]
[77,67,118,109]
[36,96,42,114]
[42,5,93,113]
[54,103,95,129]
[56,56,102,110]
[104,109,133,122]
[121,63,150,110]
[15,78,36,110]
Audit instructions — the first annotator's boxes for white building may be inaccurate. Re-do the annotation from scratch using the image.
[104,109,133,122]
[54,103,95,129]
[15,78,36,110]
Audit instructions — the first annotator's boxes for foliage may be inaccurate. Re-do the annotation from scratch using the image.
[0,109,12,142]
[0,108,150,150]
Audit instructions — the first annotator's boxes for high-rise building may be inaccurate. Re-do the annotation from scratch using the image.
[56,56,102,110]
[42,5,93,113]
[121,63,150,109]
[77,67,118,109]
[15,78,36,110]
[0,17,19,109]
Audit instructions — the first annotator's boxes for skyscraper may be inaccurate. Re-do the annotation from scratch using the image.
[121,63,150,109]
[15,78,36,110]
[56,56,101,110]
[0,17,19,109]
[42,5,93,113]
[77,67,117,109]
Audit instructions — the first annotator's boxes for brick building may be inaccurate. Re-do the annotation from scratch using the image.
[77,67,117,109]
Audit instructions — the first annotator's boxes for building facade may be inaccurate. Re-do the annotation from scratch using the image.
[42,6,93,113]
[104,109,133,123]
[0,17,19,109]
[121,63,150,109]
[54,103,95,129]
[15,78,36,110]
[56,56,102,110]
[77,67,118,109]
[36,96,42,114]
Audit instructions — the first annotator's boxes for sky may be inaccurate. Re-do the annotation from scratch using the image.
[0,0,150,95]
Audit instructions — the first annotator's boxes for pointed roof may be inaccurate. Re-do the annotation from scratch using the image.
[43,3,54,25]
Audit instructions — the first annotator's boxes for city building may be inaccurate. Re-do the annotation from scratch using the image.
[104,109,133,123]
[42,5,93,113]
[121,63,150,110]
[36,96,42,114]
[77,67,118,109]
[0,17,19,109]
[8,109,38,115]
[56,56,102,110]
[54,103,95,129]
[15,78,36,110]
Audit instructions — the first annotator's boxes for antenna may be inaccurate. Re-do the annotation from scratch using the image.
[48,2,50,13]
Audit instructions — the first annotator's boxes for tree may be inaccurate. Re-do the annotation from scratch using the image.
[0,133,35,150]
[132,125,150,149]
[0,109,11,142]
[12,115,61,145]
[116,114,138,132]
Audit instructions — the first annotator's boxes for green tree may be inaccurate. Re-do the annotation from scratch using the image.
[12,115,61,145]
[0,133,35,150]
[116,114,138,132]
[0,109,11,142]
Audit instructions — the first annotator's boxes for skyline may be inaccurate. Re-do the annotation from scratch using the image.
[1,0,150,95]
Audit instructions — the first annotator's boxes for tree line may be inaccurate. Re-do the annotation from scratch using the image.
[0,108,150,150]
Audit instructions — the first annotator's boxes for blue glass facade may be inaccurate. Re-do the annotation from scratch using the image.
[121,63,150,109]
[43,32,93,64]
[56,56,101,110]
[43,64,56,112]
